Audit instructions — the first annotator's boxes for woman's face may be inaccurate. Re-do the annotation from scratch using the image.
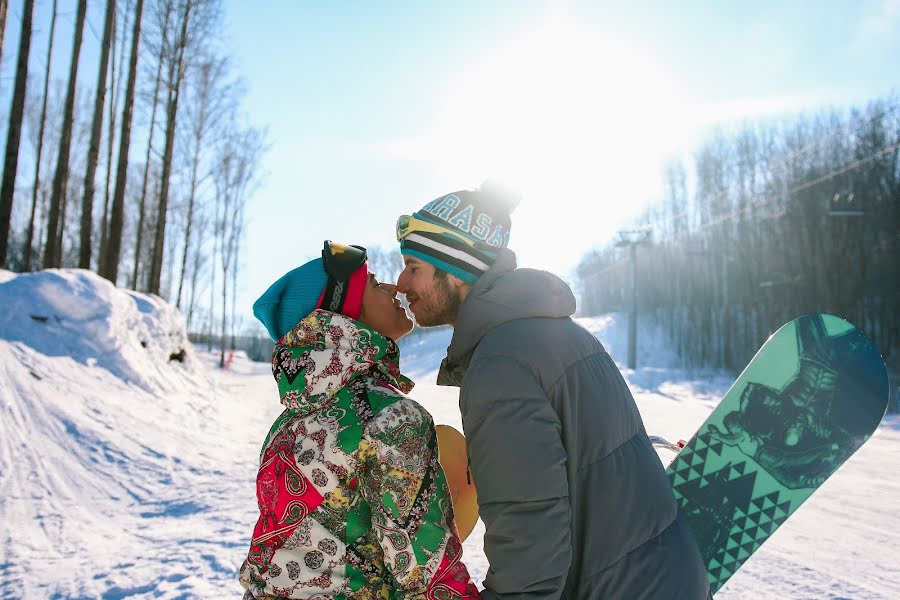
[357,274,414,341]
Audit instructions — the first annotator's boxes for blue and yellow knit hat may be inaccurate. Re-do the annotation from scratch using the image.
[396,183,519,284]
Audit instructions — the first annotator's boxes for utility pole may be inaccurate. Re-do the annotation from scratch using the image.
[616,229,652,369]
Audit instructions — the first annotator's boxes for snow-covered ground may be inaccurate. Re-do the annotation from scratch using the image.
[1,269,898,598]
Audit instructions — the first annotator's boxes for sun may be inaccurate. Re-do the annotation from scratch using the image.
[426,17,693,273]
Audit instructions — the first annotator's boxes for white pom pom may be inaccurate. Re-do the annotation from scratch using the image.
[478,179,521,215]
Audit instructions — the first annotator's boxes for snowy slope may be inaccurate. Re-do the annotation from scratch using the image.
[1,268,898,598]
[0,270,282,598]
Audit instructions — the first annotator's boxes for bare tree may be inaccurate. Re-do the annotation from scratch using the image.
[0,0,8,70]
[78,0,117,269]
[44,0,88,268]
[148,0,221,295]
[23,79,65,270]
[131,0,172,290]
[175,55,229,307]
[0,0,35,268]
[185,204,210,328]
[229,201,244,348]
[23,0,58,271]
[100,0,135,262]
[101,0,146,283]
[215,124,264,367]
[148,0,193,295]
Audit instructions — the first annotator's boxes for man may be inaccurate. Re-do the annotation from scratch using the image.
[395,186,709,599]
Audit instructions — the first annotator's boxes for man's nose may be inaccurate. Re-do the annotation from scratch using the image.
[396,269,409,293]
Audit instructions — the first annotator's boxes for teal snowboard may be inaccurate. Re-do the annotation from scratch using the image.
[664,314,890,596]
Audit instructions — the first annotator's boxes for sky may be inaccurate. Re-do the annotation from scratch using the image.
[4,0,900,324]
[220,0,900,317]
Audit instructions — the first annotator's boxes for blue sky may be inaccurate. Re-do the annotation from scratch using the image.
[5,0,900,320]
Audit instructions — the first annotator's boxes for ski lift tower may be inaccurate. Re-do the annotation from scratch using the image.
[616,228,652,369]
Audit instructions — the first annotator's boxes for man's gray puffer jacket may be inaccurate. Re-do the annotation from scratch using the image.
[437,249,708,600]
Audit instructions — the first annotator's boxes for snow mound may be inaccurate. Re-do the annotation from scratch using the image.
[0,270,276,597]
[0,269,197,392]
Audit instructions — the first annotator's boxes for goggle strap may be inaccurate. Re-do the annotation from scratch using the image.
[321,276,347,314]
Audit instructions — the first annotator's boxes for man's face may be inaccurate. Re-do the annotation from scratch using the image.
[396,256,462,327]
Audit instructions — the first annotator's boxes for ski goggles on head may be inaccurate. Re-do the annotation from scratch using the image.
[395,214,479,248]
[320,240,367,314]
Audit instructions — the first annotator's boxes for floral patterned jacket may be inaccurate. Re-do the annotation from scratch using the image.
[240,310,480,599]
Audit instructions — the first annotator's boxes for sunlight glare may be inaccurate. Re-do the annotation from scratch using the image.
[428,17,693,273]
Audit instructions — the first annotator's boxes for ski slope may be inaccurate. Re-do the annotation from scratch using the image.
[1,269,898,598]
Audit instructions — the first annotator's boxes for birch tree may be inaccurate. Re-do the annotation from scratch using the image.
[79,0,117,269]
[23,0,58,271]
[175,54,229,306]
[131,0,171,290]
[102,0,146,282]
[44,0,88,268]
[0,0,35,268]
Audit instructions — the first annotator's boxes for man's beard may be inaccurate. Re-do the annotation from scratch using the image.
[413,271,462,327]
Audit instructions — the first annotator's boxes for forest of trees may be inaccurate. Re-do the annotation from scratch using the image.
[0,0,265,367]
[576,95,899,379]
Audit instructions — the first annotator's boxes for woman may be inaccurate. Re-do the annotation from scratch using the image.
[240,241,480,599]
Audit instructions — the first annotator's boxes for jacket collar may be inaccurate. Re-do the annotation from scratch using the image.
[436,249,576,387]
[273,309,413,414]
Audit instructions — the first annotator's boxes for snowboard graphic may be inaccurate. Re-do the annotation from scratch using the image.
[665,314,890,595]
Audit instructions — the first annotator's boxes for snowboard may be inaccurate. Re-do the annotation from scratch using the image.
[436,424,479,541]
[665,313,890,596]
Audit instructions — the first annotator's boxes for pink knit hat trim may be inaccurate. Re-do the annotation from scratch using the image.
[315,263,368,321]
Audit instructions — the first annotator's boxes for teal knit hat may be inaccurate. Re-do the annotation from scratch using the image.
[397,182,519,284]
[252,258,329,341]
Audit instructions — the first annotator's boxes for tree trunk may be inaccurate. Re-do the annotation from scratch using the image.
[99,5,118,262]
[0,0,8,71]
[24,0,58,271]
[176,60,218,308]
[217,155,231,367]
[176,150,199,307]
[230,210,242,348]
[102,0,145,283]
[79,0,116,269]
[0,0,35,268]
[44,0,87,269]
[101,0,135,265]
[208,186,218,351]
[131,1,171,290]
[148,2,192,295]
[185,214,206,330]
[220,262,227,367]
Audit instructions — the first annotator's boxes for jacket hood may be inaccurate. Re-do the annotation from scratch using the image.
[437,248,576,386]
[270,309,413,418]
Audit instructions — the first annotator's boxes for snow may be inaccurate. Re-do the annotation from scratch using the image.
[1,268,898,598]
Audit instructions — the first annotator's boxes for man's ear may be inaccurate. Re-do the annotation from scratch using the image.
[446,273,467,289]
[446,274,473,301]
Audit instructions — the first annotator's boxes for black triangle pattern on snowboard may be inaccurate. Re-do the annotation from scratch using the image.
[671,431,794,592]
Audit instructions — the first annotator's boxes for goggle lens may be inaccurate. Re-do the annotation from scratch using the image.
[322,241,367,281]
[396,215,413,241]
